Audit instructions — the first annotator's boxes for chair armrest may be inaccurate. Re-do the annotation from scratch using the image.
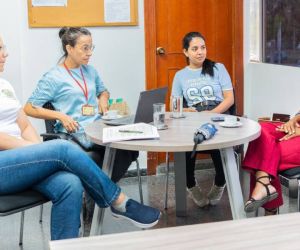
[66,134,88,150]
[41,132,88,151]
[41,132,69,141]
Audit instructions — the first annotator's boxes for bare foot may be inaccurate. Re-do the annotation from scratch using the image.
[251,181,277,200]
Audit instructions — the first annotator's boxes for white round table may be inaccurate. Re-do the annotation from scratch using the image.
[85,112,261,235]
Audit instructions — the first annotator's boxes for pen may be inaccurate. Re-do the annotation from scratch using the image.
[118,130,144,134]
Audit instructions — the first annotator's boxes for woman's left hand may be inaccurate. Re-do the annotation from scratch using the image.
[99,99,108,114]
[279,127,300,141]
[98,91,109,114]
[276,116,300,135]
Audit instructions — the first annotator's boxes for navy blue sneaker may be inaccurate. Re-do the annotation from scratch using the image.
[111,199,161,228]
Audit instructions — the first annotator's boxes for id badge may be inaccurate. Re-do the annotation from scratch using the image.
[82,104,95,116]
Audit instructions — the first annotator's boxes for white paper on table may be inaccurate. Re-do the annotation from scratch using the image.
[104,0,131,23]
[32,0,67,7]
[103,123,160,143]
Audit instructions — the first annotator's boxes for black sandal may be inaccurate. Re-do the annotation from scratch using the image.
[244,176,278,213]
[264,207,279,216]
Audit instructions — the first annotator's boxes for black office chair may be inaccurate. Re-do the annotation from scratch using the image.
[0,190,49,245]
[273,114,300,212]
[279,167,300,211]
[41,102,143,204]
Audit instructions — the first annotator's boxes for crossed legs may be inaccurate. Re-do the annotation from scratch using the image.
[243,122,300,213]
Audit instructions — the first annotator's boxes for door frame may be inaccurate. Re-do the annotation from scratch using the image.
[144,0,244,174]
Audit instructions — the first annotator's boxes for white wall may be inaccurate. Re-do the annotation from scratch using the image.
[1,0,145,133]
[0,2,23,99]
[7,1,295,170]
[0,0,147,170]
[244,0,300,120]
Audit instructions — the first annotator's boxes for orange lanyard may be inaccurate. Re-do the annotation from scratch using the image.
[64,62,88,102]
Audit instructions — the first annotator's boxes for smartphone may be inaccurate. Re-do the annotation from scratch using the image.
[211,116,225,122]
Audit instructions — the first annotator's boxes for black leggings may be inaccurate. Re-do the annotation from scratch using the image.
[88,144,139,183]
[185,104,230,189]
[186,150,226,188]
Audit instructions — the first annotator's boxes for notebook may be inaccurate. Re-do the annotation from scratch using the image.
[102,123,160,143]
[103,87,168,126]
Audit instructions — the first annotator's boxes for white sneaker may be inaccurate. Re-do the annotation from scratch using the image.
[207,184,226,205]
[187,186,209,207]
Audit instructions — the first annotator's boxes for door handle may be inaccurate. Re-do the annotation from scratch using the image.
[156,47,166,55]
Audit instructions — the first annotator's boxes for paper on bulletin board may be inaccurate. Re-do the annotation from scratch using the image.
[104,0,131,23]
[32,0,67,7]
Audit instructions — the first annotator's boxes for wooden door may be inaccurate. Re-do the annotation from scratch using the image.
[145,0,243,174]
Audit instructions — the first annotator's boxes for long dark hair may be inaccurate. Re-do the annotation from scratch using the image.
[58,27,91,60]
[182,32,216,77]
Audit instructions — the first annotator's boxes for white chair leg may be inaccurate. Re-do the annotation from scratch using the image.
[19,211,25,245]
[79,208,85,237]
[136,159,144,205]
[89,205,106,236]
[39,205,43,223]
[298,180,300,212]
[234,151,240,171]
[164,152,170,210]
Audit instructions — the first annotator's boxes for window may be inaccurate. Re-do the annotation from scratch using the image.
[263,0,300,66]
[249,0,261,62]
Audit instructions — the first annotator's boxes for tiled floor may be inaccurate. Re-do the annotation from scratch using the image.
[0,168,297,250]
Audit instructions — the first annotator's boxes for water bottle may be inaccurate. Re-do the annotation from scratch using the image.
[191,123,218,157]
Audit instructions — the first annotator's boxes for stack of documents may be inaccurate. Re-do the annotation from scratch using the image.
[102,123,160,143]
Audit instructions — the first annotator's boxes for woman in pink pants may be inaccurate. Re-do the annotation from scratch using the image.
[243,114,300,215]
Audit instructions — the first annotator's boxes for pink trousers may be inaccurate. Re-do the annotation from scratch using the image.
[243,121,300,209]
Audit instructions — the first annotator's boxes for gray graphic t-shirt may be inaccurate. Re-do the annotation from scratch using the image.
[171,63,233,107]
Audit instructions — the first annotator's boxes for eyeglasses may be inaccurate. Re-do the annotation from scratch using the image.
[80,44,95,53]
[0,45,8,56]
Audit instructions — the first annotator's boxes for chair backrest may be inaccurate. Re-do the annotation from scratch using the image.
[228,101,237,116]
[41,102,88,150]
[182,89,237,115]
[228,88,237,115]
[272,113,290,122]
[42,102,56,133]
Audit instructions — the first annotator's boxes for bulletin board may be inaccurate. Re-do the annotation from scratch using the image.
[27,0,138,27]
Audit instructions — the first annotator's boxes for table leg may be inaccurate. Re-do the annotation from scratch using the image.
[220,147,246,219]
[174,152,187,217]
[90,146,116,236]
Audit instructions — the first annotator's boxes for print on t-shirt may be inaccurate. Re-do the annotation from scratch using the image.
[186,84,216,105]
[0,88,16,100]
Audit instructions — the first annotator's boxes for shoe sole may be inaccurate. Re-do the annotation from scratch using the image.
[208,185,226,206]
[244,192,278,213]
[111,211,161,229]
[209,199,221,206]
[187,193,209,208]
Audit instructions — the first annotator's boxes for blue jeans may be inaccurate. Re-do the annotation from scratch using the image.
[0,140,121,240]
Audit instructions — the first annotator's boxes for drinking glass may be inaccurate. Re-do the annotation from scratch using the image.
[171,96,183,118]
[153,103,166,129]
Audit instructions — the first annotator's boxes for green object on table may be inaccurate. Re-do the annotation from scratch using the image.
[116,98,123,103]
[108,99,114,106]
[118,130,143,134]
